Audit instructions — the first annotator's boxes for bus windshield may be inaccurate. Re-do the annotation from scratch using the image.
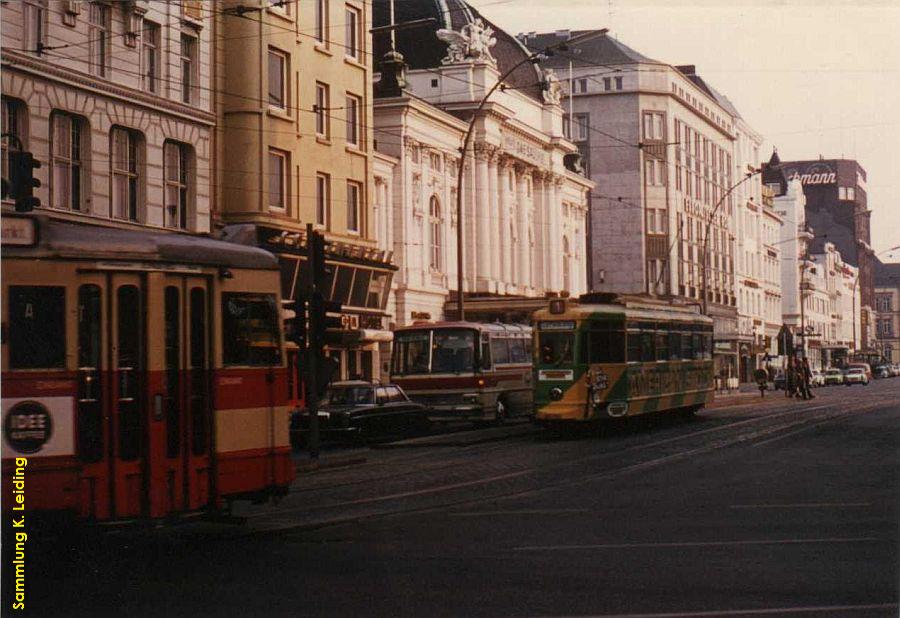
[392,328,477,375]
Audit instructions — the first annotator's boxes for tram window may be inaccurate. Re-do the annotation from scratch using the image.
[641,331,656,362]
[77,285,104,463]
[509,338,529,364]
[222,293,280,366]
[692,334,703,360]
[491,337,510,364]
[682,332,693,359]
[165,286,180,459]
[8,286,67,369]
[703,334,713,360]
[117,285,142,462]
[656,331,669,361]
[539,332,573,365]
[627,330,641,363]
[585,326,625,363]
[668,331,682,360]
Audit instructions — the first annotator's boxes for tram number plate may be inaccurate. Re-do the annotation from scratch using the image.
[538,369,574,381]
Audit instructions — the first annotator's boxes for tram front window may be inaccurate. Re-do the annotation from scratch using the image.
[539,332,574,366]
[432,329,476,374]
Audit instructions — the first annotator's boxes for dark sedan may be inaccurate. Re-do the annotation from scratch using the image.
[290,381,431,447]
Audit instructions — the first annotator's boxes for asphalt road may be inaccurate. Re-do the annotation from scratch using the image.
[10,379,900,618]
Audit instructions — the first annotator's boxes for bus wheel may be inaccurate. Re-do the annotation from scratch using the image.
[494,398,508,424]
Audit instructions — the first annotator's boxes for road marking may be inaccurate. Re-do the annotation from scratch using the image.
[449,508,589,517]
[546,602,899,617]
[513,537,882,551]
[730,502,872,509]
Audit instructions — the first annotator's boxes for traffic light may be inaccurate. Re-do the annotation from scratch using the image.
[9,151,41,212]
[309,291,343,348]
[282,296,308,349]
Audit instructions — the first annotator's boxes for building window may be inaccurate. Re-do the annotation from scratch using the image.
[430,152,442,171]
[345,94,361,147]
[164,141,191,229]
[181,33,198,104]
[315,0,328,43]
[110,127,142,222]
[316,172,330,226]
[429,195,442,270]
[574,78,588,94]
[89,2,111,77]
[50,112,87,212]
[23,0,48,55]
[847,187,856,200]
[268,48,288,109]
[642,112,664,141]
[268,148,288,212]
[2,99,26,189]
[315,83,330,137]
[142,21,161,94]
[563,236,571,292]
[603,77,611,91]
[345,5,361,61]
[615,76,623,90]
[346,181,361,233]
[572,114,589,142]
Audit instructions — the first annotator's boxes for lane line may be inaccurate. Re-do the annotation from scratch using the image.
[449,508,589,517]
[730,502,872,509]
[544,602,900,617]
[513,537,883,551]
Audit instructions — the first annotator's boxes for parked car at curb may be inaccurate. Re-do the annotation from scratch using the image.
[873,364,891,379]
[823,368,844,386]
[290,381,431,447]
[810,370,825,387]
[843,367,870,386]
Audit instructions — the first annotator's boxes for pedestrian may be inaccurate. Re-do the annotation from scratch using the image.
[785,357,796,398]
[800,358,815,400]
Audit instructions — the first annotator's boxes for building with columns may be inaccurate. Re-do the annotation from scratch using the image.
[521,31,748,377]
[371,0,592,328]
[2,0,213,232]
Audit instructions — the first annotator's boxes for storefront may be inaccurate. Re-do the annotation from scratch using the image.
[224,225,396,381]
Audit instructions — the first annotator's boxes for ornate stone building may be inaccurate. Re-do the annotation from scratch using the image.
[371,0,593,328]
[2,0,213,232]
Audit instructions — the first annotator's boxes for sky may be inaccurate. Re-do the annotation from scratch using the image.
[468,0,900,262]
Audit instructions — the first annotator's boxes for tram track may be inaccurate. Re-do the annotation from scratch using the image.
[243,390,896,533]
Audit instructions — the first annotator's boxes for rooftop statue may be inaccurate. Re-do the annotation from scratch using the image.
[542,68,563,105]
[436,18,497,66]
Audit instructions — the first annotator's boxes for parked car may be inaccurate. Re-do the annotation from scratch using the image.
[844,367,870,386]
[810,370,825,387]
[873,364,892,379]
[847,362,873,382]
[893,364,900,377]
[823,368,844,386]
[290,381,431,447]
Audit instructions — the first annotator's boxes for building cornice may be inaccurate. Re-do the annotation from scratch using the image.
[2,51,216,126]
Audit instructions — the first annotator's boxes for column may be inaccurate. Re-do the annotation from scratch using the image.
[487,153,500,290]
[515,165,531,291]
[547,175,562,291]
[475,148,491,290]
[532,172,547,291]
[498,159,512,289]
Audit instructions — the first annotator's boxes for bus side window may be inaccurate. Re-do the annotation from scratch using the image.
[509,338,528,364]
[490,336,509,365]
[481,334,491,370]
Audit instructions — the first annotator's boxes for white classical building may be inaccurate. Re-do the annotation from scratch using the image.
[2,0,213,232]
[371,1,593,327]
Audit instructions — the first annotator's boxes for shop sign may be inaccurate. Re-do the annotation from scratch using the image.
[2,216,37,247]
[786,163,837,186]
[714,341,735,353]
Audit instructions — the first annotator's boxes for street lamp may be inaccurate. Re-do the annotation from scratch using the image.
[453,29,608,321]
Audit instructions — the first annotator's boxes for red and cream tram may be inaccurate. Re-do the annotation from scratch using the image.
[1,215,294,521]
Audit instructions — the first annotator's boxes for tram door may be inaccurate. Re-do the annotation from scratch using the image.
[158,275,212,516]
[77,273,212,519]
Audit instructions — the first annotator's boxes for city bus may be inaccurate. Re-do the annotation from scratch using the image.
[391,321,532,423]
[533,294,714,426]
[1,214,295,522]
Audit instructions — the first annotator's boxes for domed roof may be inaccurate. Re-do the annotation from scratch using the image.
[372,0,545,102]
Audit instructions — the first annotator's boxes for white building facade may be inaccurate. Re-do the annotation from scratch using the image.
[2,0,213,232]
[372,5,592,328]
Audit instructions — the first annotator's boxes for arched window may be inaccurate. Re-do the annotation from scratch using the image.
[563,236,571,292]
[429,195,442,270]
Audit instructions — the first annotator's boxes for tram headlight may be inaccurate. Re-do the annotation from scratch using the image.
[549,387,563,401]
[591,390,603,405]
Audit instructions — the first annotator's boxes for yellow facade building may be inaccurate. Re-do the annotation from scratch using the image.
[215,0,394,381]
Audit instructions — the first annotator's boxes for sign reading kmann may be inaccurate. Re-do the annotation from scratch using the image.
[786,163,837,186]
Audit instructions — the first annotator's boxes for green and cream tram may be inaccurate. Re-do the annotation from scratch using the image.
[533,295,714,425]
